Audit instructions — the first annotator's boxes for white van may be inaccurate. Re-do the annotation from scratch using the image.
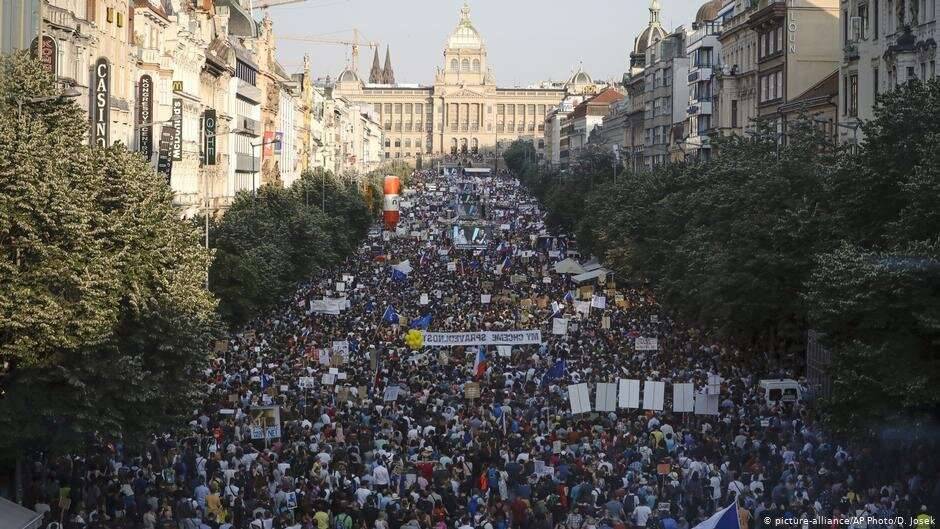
[759,379,803,405]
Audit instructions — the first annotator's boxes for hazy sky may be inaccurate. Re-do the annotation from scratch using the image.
[265,0,706,86]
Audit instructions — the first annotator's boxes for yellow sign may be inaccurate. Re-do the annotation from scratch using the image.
[172,80,183,92]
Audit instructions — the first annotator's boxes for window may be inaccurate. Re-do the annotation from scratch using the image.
[932,61,937,78]
[384,103,392,114]
[461,59,470,72]
[731,100,739,128]
[844,10,850,43]
[873,67,879,97]
[473,59,481,71]
[874,0,880,38]
[394,139,401,147]
[922,62,928,80]
[415,103,423,114]
[404,139,411,148]
[405,103,413,114]
[663,68,672,86]
[849,74,858,117]
[374,103,382,114]
[451,59,458,71]
[394,103,402,113]
[859,4,870,37]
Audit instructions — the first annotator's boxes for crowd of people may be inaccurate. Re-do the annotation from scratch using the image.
[18,169,938,529]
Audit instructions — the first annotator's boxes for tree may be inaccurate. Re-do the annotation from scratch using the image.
[209,170,373,326]
[0,53,218,454]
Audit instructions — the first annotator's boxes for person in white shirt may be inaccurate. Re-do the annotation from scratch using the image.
[632,504,653,527]
[374,462,390,488]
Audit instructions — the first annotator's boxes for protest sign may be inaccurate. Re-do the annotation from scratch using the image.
[568,383,591,414]
[635,337,659,351]
[673,383,695,413]
[552,318,568,335]
[642,381,665,411]
[595,382,617,412]
[618,379,641,409]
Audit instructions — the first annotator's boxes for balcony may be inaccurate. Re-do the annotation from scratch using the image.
[138,47,161,65]
[688,67,713,83]
[688,99,713,115]
[236,79,262,104]
[844,42,860,61]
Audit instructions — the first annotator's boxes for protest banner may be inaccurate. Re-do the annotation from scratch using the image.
[642,381,665,411]
[673,383,695,413]
[422,330,542,347]
[568,383,591,414]
[595,382,617,412]
[635,337,659,351]
[618,379,641,409]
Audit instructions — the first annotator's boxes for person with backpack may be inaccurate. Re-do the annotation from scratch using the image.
[335,511,354,529]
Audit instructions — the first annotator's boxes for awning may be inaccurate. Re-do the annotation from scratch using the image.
[571,268,610,284]
[553,258,586,275]
[0,498,43,529]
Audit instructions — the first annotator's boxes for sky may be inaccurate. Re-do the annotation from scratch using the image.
[264,0,707,87]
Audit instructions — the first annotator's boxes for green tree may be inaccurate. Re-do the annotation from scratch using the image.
[0,53,218,454]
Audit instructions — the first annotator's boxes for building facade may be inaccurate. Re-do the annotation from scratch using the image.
[839,0,938,143]
[715,0,759,137]
[685,0,725,159]
[333,2,584,163]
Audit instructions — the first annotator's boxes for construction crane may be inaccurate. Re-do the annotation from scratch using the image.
[249,0,309,10]
[278,29,378,75]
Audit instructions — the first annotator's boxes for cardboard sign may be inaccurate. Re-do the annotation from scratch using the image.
[618,379,640,409]
[635,337,659,351]
[420,293,429,305]
[642,380,665,411]
[481,294,491,304]
[464,382,481,400]
[673,383,695,413]
[568,383,591,414]
[552,318,568,335]
[595,382,617,412]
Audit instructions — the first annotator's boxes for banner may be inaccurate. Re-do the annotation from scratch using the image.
[422,330,542,347]
[157,125,175,184]
[618,378,640,409]
[138,74,153,159]
[171,98,183,160]
[595,382,617,412]
[203,108,217,165]
[92,57,111,147]
[643,380,665,411]
[673,383,695,413]
[635,337,659,351]
[568,383,591,414]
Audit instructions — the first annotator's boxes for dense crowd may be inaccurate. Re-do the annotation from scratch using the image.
[19,169,938,529]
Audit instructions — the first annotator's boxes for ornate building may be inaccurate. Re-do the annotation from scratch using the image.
[333,2,587,161]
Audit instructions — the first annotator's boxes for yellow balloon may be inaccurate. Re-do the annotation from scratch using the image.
[404,329,424,350]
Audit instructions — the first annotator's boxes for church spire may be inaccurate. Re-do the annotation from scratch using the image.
[382,46,395,85]
[369,47,384,83]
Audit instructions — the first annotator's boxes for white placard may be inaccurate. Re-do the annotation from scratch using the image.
[542,277,551,284]
[595,382,617,412]
[591,295,607,309]
[318,349,331,365]
[568,383,591,414]
[420,293,429,305]
[635,337,659,351]
[694,392,720,415]
[332,341,350,355]
[336,282,346,292]
[422,330,543,347]
[447,261,457,272]
[497,345,512,357]
[575,301,591,315]
[552,318,569,335]
[342,274,354,283]
[481,294,491,304]
[618,379,640,409]
[673,383,695,413]
[642,380,665,411]
[298,376,316,389]
[310,299,342,315]
[383,385,400,402]
[707,374,722,395]
[321,373,336,385]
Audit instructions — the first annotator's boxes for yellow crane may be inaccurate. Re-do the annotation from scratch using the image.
[277,29,378,74]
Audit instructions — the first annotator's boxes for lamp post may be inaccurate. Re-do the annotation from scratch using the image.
[15,87,81,118]
[250,137,283,196]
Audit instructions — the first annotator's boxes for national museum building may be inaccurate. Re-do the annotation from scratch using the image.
[333,2,598,160]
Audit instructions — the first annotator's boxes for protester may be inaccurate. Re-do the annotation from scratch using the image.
[20,168,939,529]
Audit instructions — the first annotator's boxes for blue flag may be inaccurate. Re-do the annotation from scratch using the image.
[563,291,574,303]
[541,359,567,386]
[391,268,408,282]
[410,314,433,330]
[382,305,399,324]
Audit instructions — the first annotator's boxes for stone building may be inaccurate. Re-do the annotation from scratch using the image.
[333,2,581,164]
[839,0,938,143]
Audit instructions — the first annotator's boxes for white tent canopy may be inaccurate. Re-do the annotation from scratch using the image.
[0,498,43,529]
[571,268,610,284]
[553,258,586,275]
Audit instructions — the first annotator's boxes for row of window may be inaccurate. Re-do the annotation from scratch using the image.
[758,26,784,60]
[449,58,482,73]
[759,71,783,103]
[847,0,938,43]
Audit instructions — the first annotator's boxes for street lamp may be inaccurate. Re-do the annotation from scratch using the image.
[814,117,861,146]
[15,87,81,118]
[250,137,282,196]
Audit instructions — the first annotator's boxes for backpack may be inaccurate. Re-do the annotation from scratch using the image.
[335,513,351,529]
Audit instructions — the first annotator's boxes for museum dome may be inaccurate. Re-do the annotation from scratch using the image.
[695,0,724,24]
[447,2,483,49]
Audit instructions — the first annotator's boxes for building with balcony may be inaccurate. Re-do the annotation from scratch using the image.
[715,0,759,137]
[685,0,725,159]
[839,0,938,144]
[642,27,691,168]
